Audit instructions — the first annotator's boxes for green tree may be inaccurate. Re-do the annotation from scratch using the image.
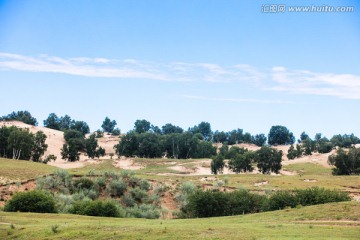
[211,154,225,174]
[228,151,255,173]
[252,134,267,147]
[268,125,295,145]
[227,129,243,144]
[114,131,140,157]
[71,121,90,135]
[85,134,98,159]
[328,148,360,175]
[161,123,183,134]
[61,140,80,162]
[8,127,34,160]
[212,131,227,143]
[302,138,314,155]
[300,132,309,142]
[134,119,151,133]
[31,131,48,162]
[4,190,56,213]
[190,122,212,141]
[43,113,60,130]
[255,146,283,174]
[102,117,117,133]
[0,126,11,158]
[1,110,38,126]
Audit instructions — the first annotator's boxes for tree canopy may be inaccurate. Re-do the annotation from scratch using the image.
[1,110,38,126]
[268,125,295,145]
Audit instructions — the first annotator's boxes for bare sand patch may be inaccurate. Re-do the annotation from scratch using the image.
[304,179,318,182]
[113,157,143,170]
[254,180,269,187]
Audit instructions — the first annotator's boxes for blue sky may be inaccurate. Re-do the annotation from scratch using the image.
[0,0,359,139]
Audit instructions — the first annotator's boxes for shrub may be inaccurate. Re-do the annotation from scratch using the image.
[69,200,124,217]
[55,194,74,213]
[130,187,148,203]
[74,178,94,190]
[295,187,351,206]
[226,190,266,215]
[139,179,151,191]
[95,177,107,188]
[4,190,56,213]
[265,190,298,211]
[126,204,160,219]
[109,179,127,197]
[122,193,136,207]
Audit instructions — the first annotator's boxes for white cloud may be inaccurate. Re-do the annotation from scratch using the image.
[0,52,359,100]
[269,67,360,99]
[180,95,292,104]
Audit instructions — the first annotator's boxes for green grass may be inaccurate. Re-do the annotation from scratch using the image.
[0,158,58,184]
[0,202,359,239]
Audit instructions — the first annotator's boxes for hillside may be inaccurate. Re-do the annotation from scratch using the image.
[1,202,359,239]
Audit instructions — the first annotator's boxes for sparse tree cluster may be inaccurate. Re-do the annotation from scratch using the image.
[211,145,283,175]
[114,120,216,159]
[43,113,90,135]
[0,110,38,126]
[0,126,48,162]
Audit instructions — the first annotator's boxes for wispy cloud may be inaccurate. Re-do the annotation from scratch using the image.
[0,52,359,99]
[268,67,360,99]
[180,95,293,104]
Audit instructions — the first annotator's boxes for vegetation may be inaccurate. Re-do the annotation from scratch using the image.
[0,126,48,161]
[101,117,117,133]
[183,187,350,218]
[268,125,295,145]
[43,113,90,134]
[0,110,38,125]
[4,190,56,213]
[328,148,360,175]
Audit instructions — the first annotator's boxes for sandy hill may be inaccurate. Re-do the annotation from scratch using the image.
[1,121,356,170]
[0,121,119,168]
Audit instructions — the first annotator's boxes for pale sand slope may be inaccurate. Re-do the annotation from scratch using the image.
[0,121,105,169]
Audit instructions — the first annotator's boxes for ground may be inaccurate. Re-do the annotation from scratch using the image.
[1,121,360,239]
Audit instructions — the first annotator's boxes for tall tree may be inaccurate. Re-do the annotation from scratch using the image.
[71,121,90,135]
[102,117,117,133]
[190,122,212,141]
[43,113,60,130]
[31,131,48,162]
[211,154,225,175]
[161,123,183,135]
[255,146,283,174]
[8,128,34,160]
[1,110,38,126]
[268,125,295,145]
[134,119,151,133]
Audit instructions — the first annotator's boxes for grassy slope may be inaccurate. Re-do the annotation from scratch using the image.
[0,158,58,184]
[1,202,359,240]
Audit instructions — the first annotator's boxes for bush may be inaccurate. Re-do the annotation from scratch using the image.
[265,190,298,211]
[109,179,128,197]
[4,190,56,213]
[126,204,160,219]
[69,200,124,217]
[74,178,94,190]
[130,187,148,203]
[295,187,350,206]
[122,193,136,207]
[328,148,360,175]
[226,190,266,215]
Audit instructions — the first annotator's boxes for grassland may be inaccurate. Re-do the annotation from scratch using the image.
[1,157,360,239]
[1,202,359,240]
[0,158,58,184]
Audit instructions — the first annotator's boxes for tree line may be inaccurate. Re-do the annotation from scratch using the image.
[1,111,359,175]
[0,126,52,163]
